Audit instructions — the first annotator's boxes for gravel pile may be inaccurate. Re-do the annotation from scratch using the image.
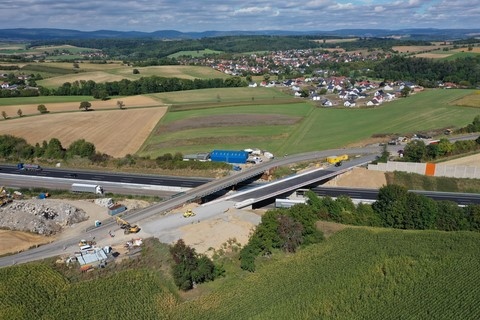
[0,199,88,235]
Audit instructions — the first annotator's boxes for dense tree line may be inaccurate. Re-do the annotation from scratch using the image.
[239,204,324,272]
[170,239,224,290]
[373,55,480,87]
[0,135,97,161]
[402,138,480,162]
[401,116,480,162]
[0,134,231,172]
[30,36,325,61]
[39,75,245,97]
[307,186,480,231]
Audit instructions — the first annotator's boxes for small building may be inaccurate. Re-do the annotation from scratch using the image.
[75,247,108,267]
[210,150,248,164]
[108,204,127,216]
[183,152,210,161]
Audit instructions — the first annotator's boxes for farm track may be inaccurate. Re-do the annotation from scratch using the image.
[277,107,316,155]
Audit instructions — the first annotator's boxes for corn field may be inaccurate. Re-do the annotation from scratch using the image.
[1,228,479,319]
[173,228,480,319]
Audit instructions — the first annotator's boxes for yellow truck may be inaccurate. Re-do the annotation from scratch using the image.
[326,154,349,164]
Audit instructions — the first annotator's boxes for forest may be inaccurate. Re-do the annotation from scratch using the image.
[29,36,436,61]
[373,55,480,87]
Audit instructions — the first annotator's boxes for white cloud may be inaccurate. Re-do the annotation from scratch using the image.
[234,6,272,15]
[0,0,477,31]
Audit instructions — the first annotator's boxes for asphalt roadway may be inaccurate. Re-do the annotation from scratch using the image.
[0,147,381,267]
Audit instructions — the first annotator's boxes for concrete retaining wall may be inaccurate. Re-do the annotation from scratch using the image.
[368,161,480,179]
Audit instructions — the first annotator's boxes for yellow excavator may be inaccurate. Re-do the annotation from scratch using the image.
[183,209,196,218]
[115,216,141,234]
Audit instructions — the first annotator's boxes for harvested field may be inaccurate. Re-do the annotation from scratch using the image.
[452,47,480,53]
[415,53,453,59]
[0,95,161,116]
[156,114,301,134]
[312,38,358,43]
[38,71,131,87]
[453,92,480,107]
[393,45,438,53]
[0,107,167,157]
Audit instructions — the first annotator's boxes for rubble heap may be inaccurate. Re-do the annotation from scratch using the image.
[0,199,88,235]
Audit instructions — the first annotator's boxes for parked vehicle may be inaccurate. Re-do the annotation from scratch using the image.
[17,163,42,171]
[71,183,104,195]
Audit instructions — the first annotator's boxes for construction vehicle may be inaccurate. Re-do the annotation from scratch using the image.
[0,187,12,207]
[78,239,96,247]
[326,154,349,164]
[183,209,196,218]
[115,216,140,234]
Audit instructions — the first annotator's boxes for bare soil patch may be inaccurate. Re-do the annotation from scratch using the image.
[0,107,167,157]
[324,167,387,189]
[156,114,301,134]
[315,221,348,238]
[0,230,52,256]
[0,95,161,117]
[179,208,259,255]
[440,153,480,167]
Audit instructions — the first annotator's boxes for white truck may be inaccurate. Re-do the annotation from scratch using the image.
[71,183,104,195]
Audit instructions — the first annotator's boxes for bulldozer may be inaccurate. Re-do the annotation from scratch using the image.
[115,216,140,234]
[183,209,196,218]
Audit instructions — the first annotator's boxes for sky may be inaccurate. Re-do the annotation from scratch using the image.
[0,0,479,32]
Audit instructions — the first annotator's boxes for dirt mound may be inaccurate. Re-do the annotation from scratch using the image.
[0,199,88,235]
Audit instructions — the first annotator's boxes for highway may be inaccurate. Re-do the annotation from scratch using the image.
[2,141,479,267]
[312,186,480,205]
[0,164,210,193]
[0,147,380,267]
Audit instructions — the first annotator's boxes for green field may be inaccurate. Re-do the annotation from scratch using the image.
[1,228,479,319]
[168,49,223,58]
[442,51,480,61]
[140,88,480,157]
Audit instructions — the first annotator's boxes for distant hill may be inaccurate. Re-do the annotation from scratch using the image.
[0,28,479,41]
